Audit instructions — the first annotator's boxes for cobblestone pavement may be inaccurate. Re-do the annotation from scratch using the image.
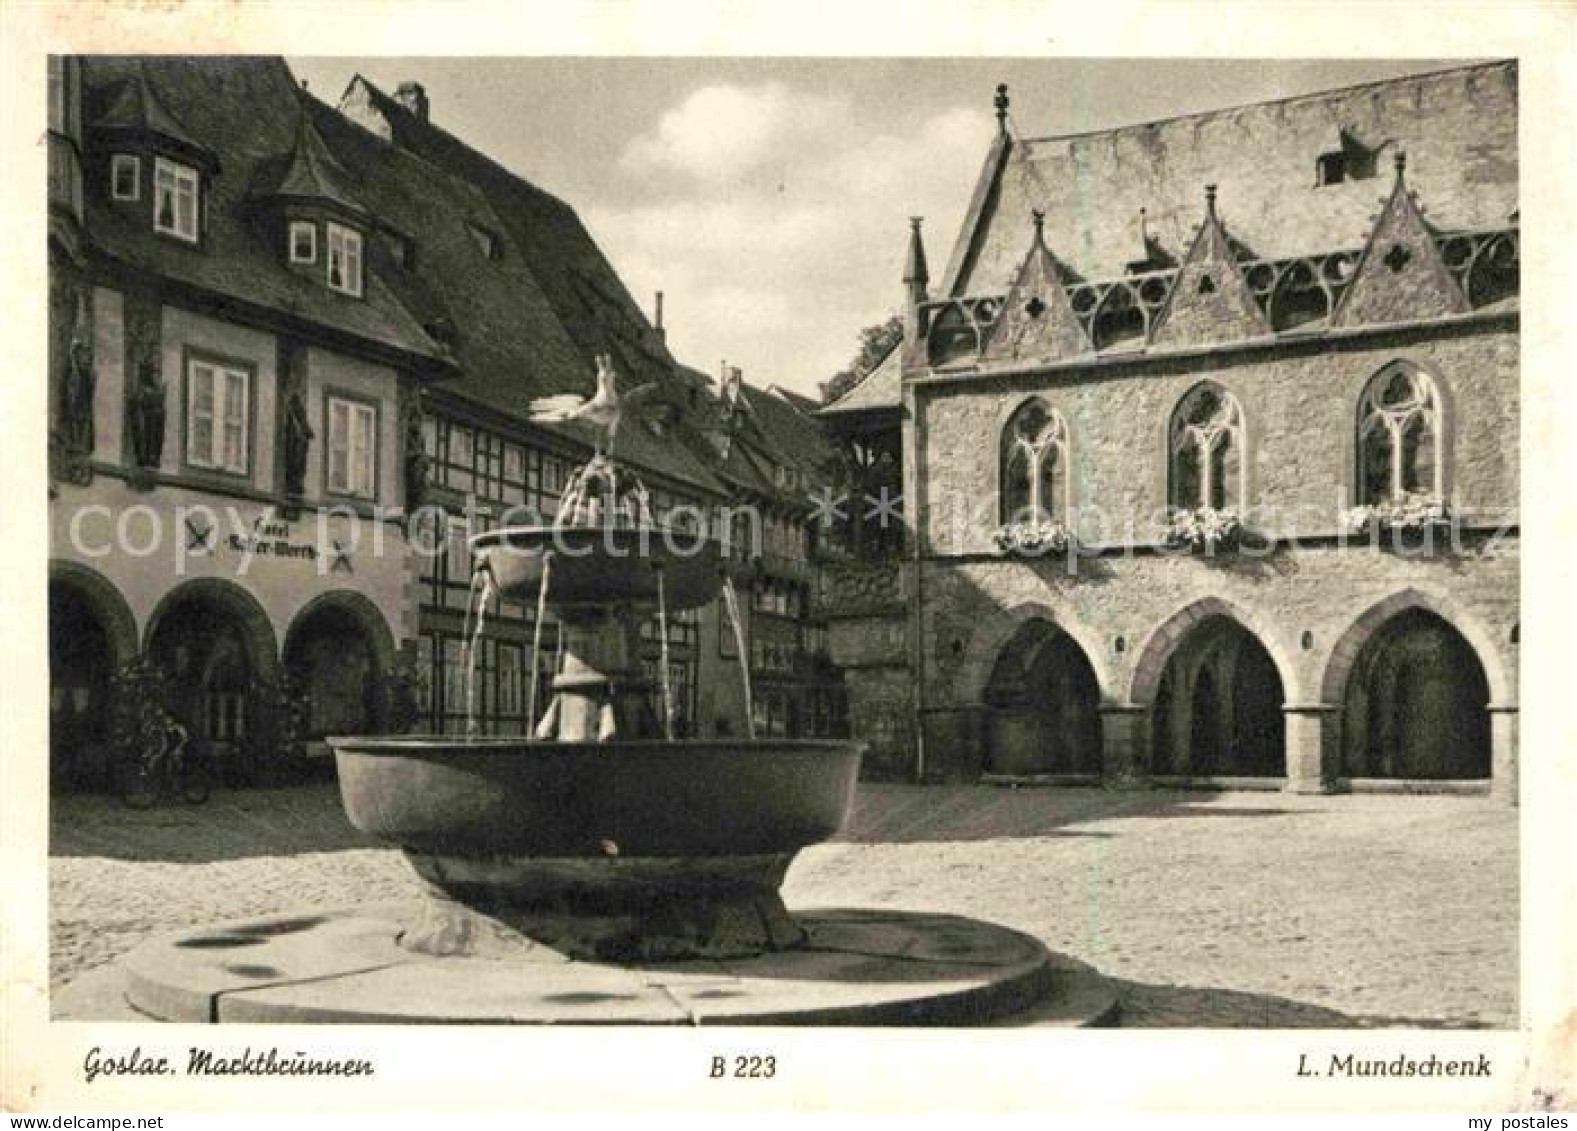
[48,782,1516,1027]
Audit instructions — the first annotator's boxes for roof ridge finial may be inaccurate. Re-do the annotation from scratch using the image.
[1031,208,1045,245]
[1394,149,1407,183]
[994,83,1010,135]
[1205,184,1218,219]
[904,216,930,288]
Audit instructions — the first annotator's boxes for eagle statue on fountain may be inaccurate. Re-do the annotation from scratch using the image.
[528,353,661,460]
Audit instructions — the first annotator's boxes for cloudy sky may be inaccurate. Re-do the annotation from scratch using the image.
[288,57,1459,398]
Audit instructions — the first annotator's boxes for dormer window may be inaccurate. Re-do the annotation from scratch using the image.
[153,156,199,242]
[1316,151,1347,187]
[111,154,140,201]
[384,228,416,270]
[467,222,503,261]
[326,222,363,297]
[289,220,317,264]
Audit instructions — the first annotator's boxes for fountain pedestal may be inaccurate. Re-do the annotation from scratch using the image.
[541,605,658,742]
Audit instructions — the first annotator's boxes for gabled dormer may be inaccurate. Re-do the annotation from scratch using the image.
[91,67,219,246]
[1333,154,1470,328]
[254,108,371,298]
[983,210,1089,362]
[1148,185,1272,349]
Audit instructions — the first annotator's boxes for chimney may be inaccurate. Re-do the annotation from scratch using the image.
[395,82,430,122]
[653,291,665,343]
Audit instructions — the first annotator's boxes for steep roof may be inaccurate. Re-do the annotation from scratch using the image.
[819,341,903,416]
[262,113,368,217]
[80,57,447,370]
[334,74,724,496]
[945,61,1518,298]
[736,382,837,488]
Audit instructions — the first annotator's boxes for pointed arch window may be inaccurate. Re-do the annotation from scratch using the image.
[1000,399,1068,524]
[1169,382,1244,510]
[1357,364,1442,505]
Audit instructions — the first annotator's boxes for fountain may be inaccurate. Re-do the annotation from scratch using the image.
[100,434,1116,1026]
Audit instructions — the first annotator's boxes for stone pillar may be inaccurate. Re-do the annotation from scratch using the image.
[1489,704,1518,805]
[1283,705,1336,794]
[920,706,983,783]
[1098,705,1147,789]
[543,606,654,742]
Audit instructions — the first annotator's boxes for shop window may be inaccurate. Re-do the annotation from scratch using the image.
[1169,381,1244,510]
[186,357,249,475]
[327,222,364,297]
[111,154,140,201]
[154,156,199,242]
[327,395,377,498]
[289,220,317,264]
[1357,363,1442,506]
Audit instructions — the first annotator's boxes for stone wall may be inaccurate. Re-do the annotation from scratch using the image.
[916,322,1517,553]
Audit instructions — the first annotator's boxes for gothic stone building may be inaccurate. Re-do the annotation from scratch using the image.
[820,61,1519,796]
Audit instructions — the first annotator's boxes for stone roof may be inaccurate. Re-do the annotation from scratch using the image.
[944,61,1518,298]
[80,57,448,369]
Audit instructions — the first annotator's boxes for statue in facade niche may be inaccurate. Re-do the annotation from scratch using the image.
[128,356,166,470]
[61,331,95,455]
[403,395,429,509]
[282,386,313,498]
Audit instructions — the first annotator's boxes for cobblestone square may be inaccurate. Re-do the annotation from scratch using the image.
[49,782,1516,1027]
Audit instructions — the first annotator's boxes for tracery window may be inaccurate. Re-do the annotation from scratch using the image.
[1169,382,1244,511]
[1356,364,1441,505]
[1000,399,1068,524]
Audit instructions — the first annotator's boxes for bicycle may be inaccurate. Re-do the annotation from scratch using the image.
[118,714,213,809]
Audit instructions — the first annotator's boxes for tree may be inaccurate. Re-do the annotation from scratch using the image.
[819,313,903,404]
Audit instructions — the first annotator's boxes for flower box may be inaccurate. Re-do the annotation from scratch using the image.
[1164,507,1243,553]
[1342,496,1456,552]
[1341,495,1453,536]
[993,519,1074,557]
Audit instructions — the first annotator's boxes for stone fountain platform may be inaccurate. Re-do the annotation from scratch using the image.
[59,902,1119,1026]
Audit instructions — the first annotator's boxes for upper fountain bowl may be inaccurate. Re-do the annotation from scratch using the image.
[471,524,723,611]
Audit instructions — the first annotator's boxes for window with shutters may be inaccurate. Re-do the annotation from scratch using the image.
[289,220,317,264]
[326,393,378,499]
[185,356,250,475]
[111,154,141,201]
[153,156,199,242]
[326,222,364,297]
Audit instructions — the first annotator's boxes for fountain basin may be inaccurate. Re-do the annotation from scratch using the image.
[332,736,861,857]
[330,736,864,960]
[471,525,722,611]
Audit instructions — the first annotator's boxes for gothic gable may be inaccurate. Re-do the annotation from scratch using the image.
[1148,187,1271,349]
[983,213,1090,362]
[1334,156,1469,328]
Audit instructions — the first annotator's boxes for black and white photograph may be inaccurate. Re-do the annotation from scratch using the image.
[3,0,1575,1117]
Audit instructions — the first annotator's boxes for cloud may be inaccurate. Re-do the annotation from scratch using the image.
[619,82,844,187]
[591,85,988,395]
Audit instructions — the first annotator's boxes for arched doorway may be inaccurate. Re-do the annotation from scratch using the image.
[145,581,278,772]
[1340,608,1490,780]
[1149,615,1285,777]
[283,599,387,739]
[49,583,117,790]
[983,619,1102,775]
